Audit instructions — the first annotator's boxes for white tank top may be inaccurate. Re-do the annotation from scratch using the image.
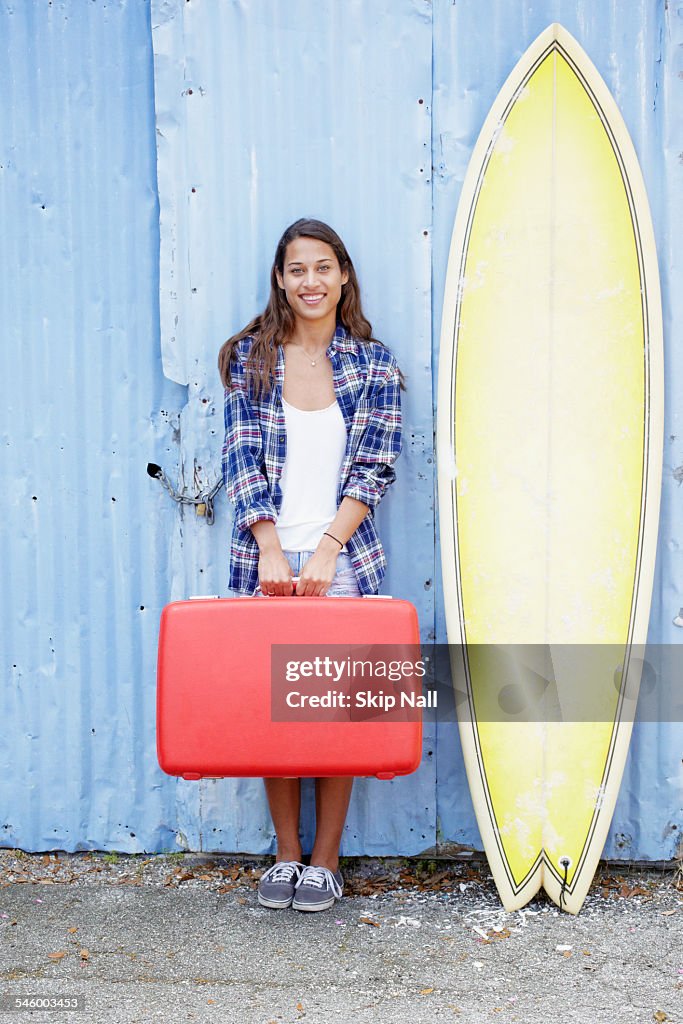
[276,397,347,551]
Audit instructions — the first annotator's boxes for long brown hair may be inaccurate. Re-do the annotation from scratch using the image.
[218,218,390,396]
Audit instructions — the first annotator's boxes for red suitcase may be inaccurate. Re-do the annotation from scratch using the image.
[157,593,423,780]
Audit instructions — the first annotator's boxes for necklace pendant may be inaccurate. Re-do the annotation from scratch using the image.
[311,359,316,366]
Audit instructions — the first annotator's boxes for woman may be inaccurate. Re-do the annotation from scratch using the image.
[218,218,402,912]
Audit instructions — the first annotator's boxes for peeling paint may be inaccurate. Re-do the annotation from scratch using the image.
[152,0,436,854]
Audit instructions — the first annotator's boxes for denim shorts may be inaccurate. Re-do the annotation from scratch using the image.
[256,549,361,597]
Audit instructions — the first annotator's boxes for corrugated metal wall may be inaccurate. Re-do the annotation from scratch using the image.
[0,0,186,853]
[1,0,679,859]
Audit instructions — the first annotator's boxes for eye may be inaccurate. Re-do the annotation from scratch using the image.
[290,268,304,274]
[318,264,331,272]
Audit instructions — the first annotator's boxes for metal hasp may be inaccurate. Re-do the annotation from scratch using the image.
[147,462,223,525]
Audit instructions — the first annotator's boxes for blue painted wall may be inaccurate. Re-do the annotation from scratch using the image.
[0,0,679,860]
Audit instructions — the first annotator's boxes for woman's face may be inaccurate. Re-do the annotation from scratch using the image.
[276,237,349,328]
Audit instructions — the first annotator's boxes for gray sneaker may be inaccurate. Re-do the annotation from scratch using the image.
[257,860,305,909]
[292,865,344,912]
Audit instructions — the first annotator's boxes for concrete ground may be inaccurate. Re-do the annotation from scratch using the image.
[0,852,681,1024]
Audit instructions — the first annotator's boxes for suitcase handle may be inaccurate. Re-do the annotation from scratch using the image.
[289,576,392,598]
[260,577,301,596]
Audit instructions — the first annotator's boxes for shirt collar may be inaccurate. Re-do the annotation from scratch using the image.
[328,322,359,355]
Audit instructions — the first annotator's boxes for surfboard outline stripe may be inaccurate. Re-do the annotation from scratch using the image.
[449,38,652,900]
[453,42,651,899]
[437,23,663,912]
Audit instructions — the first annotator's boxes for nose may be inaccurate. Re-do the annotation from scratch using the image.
[304,267,319,288]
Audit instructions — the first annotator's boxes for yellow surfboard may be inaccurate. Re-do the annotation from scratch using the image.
[436,24,663,913]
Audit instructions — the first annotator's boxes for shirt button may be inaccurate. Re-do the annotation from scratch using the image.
[278,435,286,443]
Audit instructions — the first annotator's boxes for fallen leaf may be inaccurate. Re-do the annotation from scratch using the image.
[79,949,90,961]
[359,916,380,927]
[296,1002,305,1012]
[562,951,572,958]
[420,988,434,995]
[620,884,649,898]
[661,909,676,917]
[68,927,78,934]
[653,1013,668,1023]
[207,999,215,1005]
[236,896,248,906]
[219,866,241,880]
[48,951,67,960]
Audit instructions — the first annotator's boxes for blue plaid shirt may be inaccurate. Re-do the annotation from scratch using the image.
[222,324,402,595]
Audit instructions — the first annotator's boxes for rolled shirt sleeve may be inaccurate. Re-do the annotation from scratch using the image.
[222,359,277,532]
[340,361,402,510]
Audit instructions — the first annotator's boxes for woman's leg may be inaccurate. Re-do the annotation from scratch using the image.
[263,778,303,862]
[307,555,359,871]
[259,551,304,863]
[309,776,354,871]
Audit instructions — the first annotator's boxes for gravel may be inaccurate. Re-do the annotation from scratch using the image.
[0,851,681,1024]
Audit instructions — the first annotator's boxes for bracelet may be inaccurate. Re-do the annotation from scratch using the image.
[323,531,344,549]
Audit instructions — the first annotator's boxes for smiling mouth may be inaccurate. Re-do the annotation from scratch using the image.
[300,294,325,305]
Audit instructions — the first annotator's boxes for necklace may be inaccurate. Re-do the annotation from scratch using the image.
[297,343,328,367]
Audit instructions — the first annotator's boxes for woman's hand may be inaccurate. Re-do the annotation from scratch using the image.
[297,534,341,596]
[251,521,293,596]
[257,549,293,596]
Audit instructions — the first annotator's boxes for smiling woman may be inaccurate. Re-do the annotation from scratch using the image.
[217,217,404,913]
[276,236,349,332]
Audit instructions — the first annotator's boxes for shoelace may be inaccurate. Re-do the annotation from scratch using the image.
[294,865,343,898]
[260,860,305,884]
